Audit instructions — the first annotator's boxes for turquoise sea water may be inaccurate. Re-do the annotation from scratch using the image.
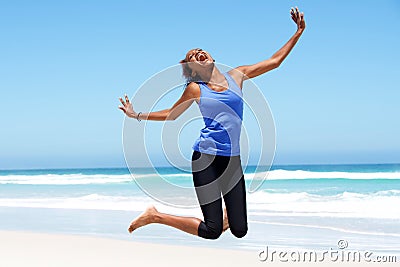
[0,164,399,255]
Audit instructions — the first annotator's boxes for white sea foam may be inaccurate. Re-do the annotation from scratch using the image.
[0,173,155,185]
[0,190,399,219]
[247,190,400,219]
[1,169,399,185]
[0,194,203,217]
[245,169,400,180]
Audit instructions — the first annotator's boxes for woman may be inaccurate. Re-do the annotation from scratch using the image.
[119,7,305,240]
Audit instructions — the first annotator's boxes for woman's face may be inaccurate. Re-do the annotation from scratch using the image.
[185,48,214,76]
[185,48,214,69]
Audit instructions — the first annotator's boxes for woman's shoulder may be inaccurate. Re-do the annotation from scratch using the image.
[226,69,245,90]
[186,81,201,90]
[184,82,201,99]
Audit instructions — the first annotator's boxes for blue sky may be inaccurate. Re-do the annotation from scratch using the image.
[0,0,399,169]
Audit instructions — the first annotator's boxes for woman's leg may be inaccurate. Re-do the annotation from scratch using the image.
[219,156,248,238]
[128,151,226,239]
[223,206,229,232]
[128,205,229,236]
[191,151,226,239]
[223,174,248,238]
[128,205,202,236]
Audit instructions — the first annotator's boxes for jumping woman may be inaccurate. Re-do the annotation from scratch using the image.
[119,7,305,240]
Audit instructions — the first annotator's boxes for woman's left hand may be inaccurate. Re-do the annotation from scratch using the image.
[290,6,306,32]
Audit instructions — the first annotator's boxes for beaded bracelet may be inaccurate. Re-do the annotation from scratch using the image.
[136,112,142,122]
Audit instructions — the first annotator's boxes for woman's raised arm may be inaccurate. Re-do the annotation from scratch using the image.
[234,7,306,81]
[118,82,199,121]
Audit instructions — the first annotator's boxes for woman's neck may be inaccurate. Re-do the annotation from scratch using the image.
[198,67,226,87]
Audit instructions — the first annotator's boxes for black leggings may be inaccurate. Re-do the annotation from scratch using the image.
[191,150,248,239]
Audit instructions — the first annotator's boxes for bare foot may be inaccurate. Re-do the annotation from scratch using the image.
[223,207,229,232]
[128,205,158,233]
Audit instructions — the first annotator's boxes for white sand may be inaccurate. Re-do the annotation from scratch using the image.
[0,231,396,267]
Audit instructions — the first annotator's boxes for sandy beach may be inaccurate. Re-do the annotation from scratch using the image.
[1,230,258,267]
[0,230,397,267]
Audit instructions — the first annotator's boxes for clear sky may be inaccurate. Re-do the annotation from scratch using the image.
[1,0,399,169]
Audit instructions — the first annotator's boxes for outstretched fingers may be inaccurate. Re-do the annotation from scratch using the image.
[290,7,298,22]
[290,6,305,28]
[119,94,128,113]
[119,94,130,105]
[119,96,126,106]
[290,11,296,22]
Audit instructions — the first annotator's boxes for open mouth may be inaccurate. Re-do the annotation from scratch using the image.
[196,52,207,62]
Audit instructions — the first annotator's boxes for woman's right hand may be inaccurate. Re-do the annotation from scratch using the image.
[119,94,137,118]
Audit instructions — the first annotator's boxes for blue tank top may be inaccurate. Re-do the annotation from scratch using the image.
[192,72,243,156]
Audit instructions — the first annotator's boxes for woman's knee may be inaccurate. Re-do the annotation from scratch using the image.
[231,224,248,238]
[207,227,223,239]
[198,221,223,240]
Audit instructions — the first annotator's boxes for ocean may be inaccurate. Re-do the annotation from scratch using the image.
[1,164,399,256]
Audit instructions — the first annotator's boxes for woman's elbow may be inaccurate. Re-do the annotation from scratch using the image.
[165,115,176,121]
[166,111,179,121]
[270,58,281,69]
